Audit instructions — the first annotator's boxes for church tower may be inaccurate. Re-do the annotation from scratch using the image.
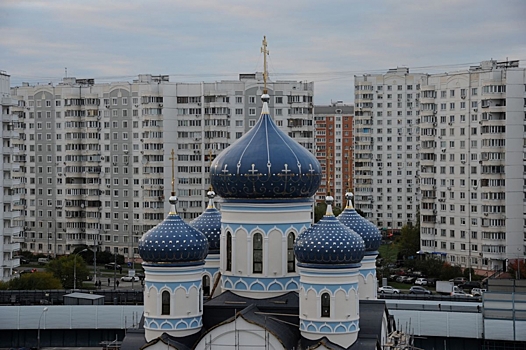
[138,151,209,341]
[337,192,382,300]
[295,195,365,347]
[189,190,222,298]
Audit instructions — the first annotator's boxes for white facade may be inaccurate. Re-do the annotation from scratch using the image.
[354,69,426,231]
[220,201,311,299]
[143,264,204,341]
[0,70,22,281]
[355,60,526,270]
[298,265,360,347]
[9,74,314,259]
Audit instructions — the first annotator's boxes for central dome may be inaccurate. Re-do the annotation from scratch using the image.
[210,94,321,199]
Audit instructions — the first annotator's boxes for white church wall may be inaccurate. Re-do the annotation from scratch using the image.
[267,229,283,275]
[194,316,284,350]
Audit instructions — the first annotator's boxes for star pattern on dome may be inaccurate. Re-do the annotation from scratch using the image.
[294,215,365,266]
[189,208,221,254]
[138,213,209,264]
[337,192,382,253]
[210,96,321,199]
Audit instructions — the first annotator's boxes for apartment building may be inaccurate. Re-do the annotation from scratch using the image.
[313,103,354,206]
[355,60,526,271]
[10,73,314,260]
[354,68,426,232]
[1,70,22,281]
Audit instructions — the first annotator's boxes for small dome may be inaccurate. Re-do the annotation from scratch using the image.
[294,197,365,267]
[138,197,208,264]
[210,95,322,199]
[337,192,382,253]
[189,190,221,254]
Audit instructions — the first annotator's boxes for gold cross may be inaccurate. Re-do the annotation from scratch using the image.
[261,36,269,94]
[169,149,176,195]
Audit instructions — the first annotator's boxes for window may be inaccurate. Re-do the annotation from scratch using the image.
[253,233,263,274]
[161,291,170,315]
[321,292,330,317]
[287,233,295,272]
[226,232,232,271]
[202,275,210,297]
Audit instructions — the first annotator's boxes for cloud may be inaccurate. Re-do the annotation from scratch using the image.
[1,0,525,103]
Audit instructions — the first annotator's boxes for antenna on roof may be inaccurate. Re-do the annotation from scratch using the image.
[261,36,269,94]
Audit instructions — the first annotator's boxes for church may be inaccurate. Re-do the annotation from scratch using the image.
[123,38,393,349]
[120,87,394,349]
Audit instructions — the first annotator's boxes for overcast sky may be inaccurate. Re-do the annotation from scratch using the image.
[1,0,525,104]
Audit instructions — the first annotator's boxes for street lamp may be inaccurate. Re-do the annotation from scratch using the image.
[73,249,88,290]
[37,306,48,350]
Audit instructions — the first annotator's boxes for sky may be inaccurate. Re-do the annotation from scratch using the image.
[1,0,525,104]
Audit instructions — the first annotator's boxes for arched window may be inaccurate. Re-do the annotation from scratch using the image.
[161,291,170,315]
[226,232,232,272]
[287,232,295,272]
[253,233,263,274]
[321,292,330,318]
[202,275,210,297]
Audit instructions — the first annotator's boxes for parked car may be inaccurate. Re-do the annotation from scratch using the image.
[396,276,409,283]
[471,288,487,296]
[105,262,121,270]
[426,278,437,287]
[14,256,29,264]
[451,290,473,298]
[449,277,467,285]
[409,286,432,295]
[414,278,428,286]
[458,281,481,290]
[378,286,400,294]
[120,276,140,282]
[38,258,50,265]
[404,276,416,284]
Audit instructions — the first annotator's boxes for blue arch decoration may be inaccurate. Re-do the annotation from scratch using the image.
[222,276,300,293]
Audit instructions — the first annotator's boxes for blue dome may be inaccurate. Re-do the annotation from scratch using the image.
[189,191,221,254]
[138,196,209,264]
[294,197,365,267]
[210,95,322,199]
[337,192,382,253]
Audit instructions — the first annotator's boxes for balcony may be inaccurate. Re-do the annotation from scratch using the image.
[1,97,17,106]
[1,259,20,269]
[3,178,21,187]
[2,147,19,156]
[2,163,20,172]
[2,131,20,139]
[3,210,21,219]
[3,226,23,236]
[2,113,18,123]
[4,193,21,203]
[3,242,21,253]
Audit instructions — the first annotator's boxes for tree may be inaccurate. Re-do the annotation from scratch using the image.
[508,259,526,279]
[46,255,90,289]
[7,272,62,290]
[314,203,342,223]
[396,223,420,259]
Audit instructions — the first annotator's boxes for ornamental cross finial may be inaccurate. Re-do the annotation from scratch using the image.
[169,149,176,196]
[261,36,269,94]
[327,148,332,196]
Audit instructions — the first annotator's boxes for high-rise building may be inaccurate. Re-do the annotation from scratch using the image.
[0,70,22,281]
[355,60,526,271]
[9,73,314,260]
[354,68,425,232]
[313,103,354,206]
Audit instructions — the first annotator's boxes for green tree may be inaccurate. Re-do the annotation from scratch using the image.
[314,203,342,223]
[396,223,420,259]
[7,272,62,290]
[46,255,90,289]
